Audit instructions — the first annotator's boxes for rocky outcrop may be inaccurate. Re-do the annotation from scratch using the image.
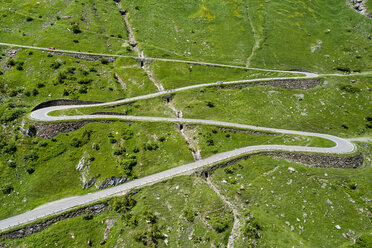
[31,120,132,138]
[31,99,102,111]
[196,152,363,177]
[1,202,108,240]
[44,51,117,62]
[218,79,321,90]
[348,0,371,17]
[99,177,129,189]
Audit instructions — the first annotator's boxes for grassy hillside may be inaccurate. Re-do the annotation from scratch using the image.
[0,0,371,247]
[122,0,372,72]
[1,153,371,247]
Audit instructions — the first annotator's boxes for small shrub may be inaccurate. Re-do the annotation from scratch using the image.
[143,209,157,223]
[26,167,35,174]
[1,185,14,194]
[3,143,17,154]
[7,161,16,168]
[26,16,33,22]
[121,158,137,174]
[38,141,48,147]
[9,90,18,97]
[77,78,92,85]
[211,218,228,233]
[50,61,61,69]
[73,39,79,43]
[7,59,15,66]
[227,178,237,184]
[206,101,215,107]
[92,143,100,150]
[340,85,360,93]
[183,209,196,222]
[143,142,159,151]
[122,128,134,140]
[242,216,262,239]
[62,89,69,96]
[109,138,117,144]
[224,167,234,174]
[100,58,109,64]
[82,213,93,220]
[71,24,81,34]
[206,139,214,146]
[16,63,23,71]
[37,82,45,88]
[70,138,83,147]
[78,85,88,94]
[32,88,39,96]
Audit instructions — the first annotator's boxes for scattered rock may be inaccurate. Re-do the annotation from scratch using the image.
[347,0,369,17]
[311,40,322,53]
[347,229,355,237]
[326,199,333,206]
[288,167,297,173]
[99,177,128,189]
[84,177,96,189]
[335,225,341,230]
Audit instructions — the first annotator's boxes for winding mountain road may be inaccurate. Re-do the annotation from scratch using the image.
[0,43,358,233]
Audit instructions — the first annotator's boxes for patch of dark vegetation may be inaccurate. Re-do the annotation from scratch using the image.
[0,202,108,240]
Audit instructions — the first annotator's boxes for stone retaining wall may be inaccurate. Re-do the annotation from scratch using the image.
[31,120,132,138]
[44,51,117,62]
[218,79,321,90]
[196,152,364,177]
[31,99,102,111]
[1,202,108,240]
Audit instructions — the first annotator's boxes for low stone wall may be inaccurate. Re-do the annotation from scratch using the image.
[218,127,277,136]
[196,152,364,177]
[218,79,321,90]
[31,99,102,112]
[1,202,108,240]
[90,112,127,116]
[44,51,117,62]
[32,120,132,138]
